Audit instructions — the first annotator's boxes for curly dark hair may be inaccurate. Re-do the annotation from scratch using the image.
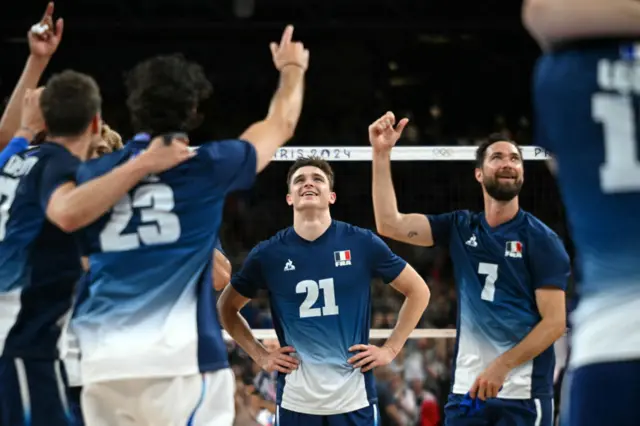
[125,53,213,135]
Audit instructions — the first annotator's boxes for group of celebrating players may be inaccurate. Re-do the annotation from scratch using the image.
[0,0,638,425]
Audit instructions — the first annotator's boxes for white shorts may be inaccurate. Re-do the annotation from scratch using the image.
[81,368,235,426]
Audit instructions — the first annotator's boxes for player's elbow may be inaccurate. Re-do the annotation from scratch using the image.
[544,314,567,341]
[522,0,563,45]
[375,214,402,240]
[47,208,83,234]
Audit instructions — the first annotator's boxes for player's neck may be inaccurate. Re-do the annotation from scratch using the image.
[293,210,332,242]
[48,136,91,160]
[483,197,520,228]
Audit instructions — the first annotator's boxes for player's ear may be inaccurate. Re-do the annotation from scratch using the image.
[474,167,483,183]
[286,193,293,206]
[328,191,336,205]
[90,114,102,136]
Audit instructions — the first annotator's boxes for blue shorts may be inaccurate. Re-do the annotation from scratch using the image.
[0,357,74,426]
[561,361,640,426]
[444,393,553,426]
[276,404,379,426]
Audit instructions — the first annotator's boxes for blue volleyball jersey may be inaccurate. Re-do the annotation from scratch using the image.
[533,40,640,366]
[0,143,83,359]
[427,210,570,399]
[71,136,256,384]
[231,220,407,415]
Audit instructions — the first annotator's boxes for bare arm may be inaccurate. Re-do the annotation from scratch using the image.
[217,285,270,363]
[0,57,49,147]
[372,149,434,246]
[47,138,192,233]
[240,25,308,173]
[383,265,431,354]
[498,287,566,369]
[523,0,640,50]
[212,248,232,291]
[240,66,306,173]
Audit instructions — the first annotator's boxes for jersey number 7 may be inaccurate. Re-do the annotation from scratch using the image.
[478,262,498,302]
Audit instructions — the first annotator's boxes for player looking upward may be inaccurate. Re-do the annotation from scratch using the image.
[218,156,431,426]
[70,25,308,426]
[370,112,570,426]
[523,1,640,425]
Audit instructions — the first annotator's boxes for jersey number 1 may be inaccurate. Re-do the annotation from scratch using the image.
[478,262,498,302]
[592,93,640,193]
[296,278,340,318]
[100,184,181,252]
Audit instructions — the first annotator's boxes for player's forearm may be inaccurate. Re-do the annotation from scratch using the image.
[524,0,640,50]
[497,317,566,370]
[372,150,402,235]
[0,55,49,147]
[219,309,268,364]
[266,65,305,130]
[51,158,151,232]
[384,283,430,354]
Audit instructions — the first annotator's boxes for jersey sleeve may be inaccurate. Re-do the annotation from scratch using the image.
[198,139,257,192]
[0,137,29,168]
[231,243,267,299]
[425,212,457,246]
[529,233,571,290]
[38,153,81,211]
[368,231,407,284]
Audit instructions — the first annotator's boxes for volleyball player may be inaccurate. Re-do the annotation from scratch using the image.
[70,25,308,426]
[523,1,640,425]
[0,69,190,426]
[217,156,430,425]
[369,112,570,425]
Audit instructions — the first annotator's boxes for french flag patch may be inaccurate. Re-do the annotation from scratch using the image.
[504,241,523,259]
[334,250,352,267]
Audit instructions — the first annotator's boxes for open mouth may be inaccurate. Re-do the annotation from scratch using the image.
[301,191,318,198]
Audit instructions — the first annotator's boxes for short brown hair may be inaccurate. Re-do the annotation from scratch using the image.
[475,133,522,168]
[101,123,123,151]
[286,157,335,191]
[40,70,102,137]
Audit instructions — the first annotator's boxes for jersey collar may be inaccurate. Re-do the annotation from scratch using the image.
[480,209,525,234]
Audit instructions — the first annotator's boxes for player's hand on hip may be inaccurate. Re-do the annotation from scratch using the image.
[269,25,309,72]
[140,135,195,174]
[468,359,509,401]
[368,111,409,154]
[258,346,299,374]
[348,344,397,373]
[28,2,64,59]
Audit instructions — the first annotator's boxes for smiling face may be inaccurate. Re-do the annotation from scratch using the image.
[475,140,524,202]
[286,165,336,211]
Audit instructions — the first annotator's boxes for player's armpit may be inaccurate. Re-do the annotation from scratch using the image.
[377,213,435,247]
[212,248,232,291]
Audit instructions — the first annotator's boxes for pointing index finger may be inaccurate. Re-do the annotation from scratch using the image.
[280,25,294,47]
[43,2,55,20]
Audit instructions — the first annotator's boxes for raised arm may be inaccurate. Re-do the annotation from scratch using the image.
[0,3,63,146]
[240,25,309,173]
[369,112,435,246]
[523,0,640,50]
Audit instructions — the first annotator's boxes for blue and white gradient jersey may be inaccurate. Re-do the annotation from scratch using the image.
[534,43,640,366]
[428,210,570,399]
[231,221,407,415]
[71,135,256,384]
[0,143,83,359]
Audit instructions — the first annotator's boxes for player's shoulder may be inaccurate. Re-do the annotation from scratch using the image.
[76,149,130,182]
[194,138,255,159]
[332,220,377,241]
[447,209,482,227]
[520,210,561,240]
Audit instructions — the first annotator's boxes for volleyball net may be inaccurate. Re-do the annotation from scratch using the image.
[222,145,560,342]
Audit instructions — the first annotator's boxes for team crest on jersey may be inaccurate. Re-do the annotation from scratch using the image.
[334,250,352,267]
[505,241,523,258]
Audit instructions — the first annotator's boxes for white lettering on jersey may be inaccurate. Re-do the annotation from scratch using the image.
[296,278,340,318]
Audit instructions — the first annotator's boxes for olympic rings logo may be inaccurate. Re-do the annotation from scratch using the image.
[431,148,452,157]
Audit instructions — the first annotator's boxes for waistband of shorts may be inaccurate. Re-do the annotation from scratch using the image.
[551,37,640,54]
